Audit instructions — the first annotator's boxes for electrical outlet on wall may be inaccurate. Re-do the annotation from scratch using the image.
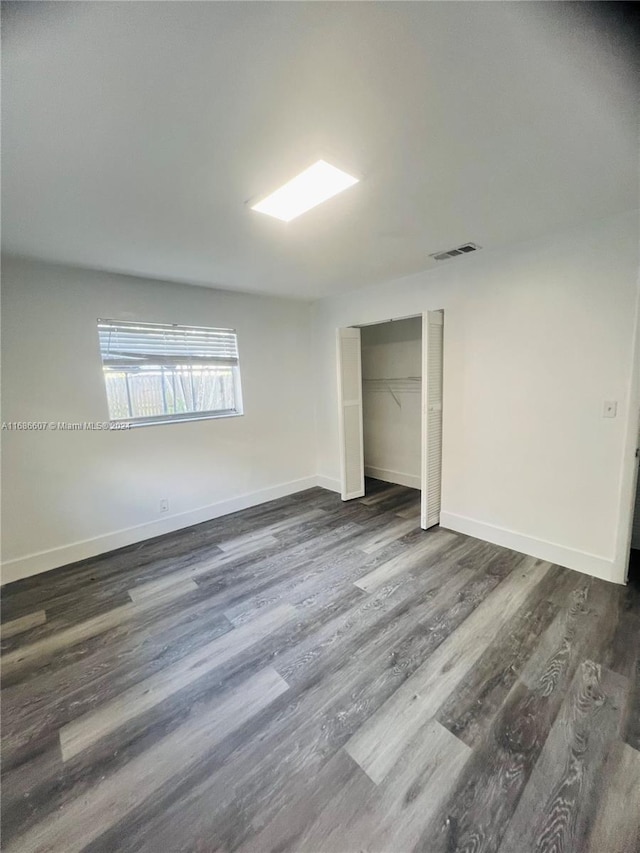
[159,498,169,513]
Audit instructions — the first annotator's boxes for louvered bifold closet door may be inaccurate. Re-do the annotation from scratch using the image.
[421,311,444,529]
[337,327,365,500]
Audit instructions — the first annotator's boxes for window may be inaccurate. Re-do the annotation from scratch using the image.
[97,320,243,426]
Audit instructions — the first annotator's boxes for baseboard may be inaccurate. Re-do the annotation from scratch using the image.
[1,476,318,585]
[315,472,422,493]
[315,475,341,493]
[3,481,621,587]
[364,466,421,490]
[439,511,619,584]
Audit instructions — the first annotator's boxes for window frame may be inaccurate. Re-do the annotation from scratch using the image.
[97,319,244,428]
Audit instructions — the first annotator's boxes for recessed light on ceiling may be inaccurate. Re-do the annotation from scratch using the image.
[251,160,359,222]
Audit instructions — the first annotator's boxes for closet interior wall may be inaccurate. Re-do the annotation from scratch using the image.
[360,317,422,490]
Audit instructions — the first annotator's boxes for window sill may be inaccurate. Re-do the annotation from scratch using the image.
[112,411,244,429]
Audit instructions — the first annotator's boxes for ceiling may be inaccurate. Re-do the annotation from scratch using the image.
[2,1,638,300]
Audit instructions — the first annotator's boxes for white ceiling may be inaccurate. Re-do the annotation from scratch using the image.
[2,1,638,299]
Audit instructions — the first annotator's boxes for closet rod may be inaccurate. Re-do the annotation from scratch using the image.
[363,376,421,382]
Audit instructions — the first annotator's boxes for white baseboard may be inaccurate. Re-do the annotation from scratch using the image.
[1,476,318,585]
[315,475,341,493]
[439,511,619,584]
[364,466,421,490]
[2,480,622,588]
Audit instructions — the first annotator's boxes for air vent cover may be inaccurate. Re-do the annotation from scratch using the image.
[430,242,481,261]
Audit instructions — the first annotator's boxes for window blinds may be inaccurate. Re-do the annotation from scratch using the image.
[97,320,240,369]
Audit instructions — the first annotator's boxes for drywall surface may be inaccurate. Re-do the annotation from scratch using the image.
[361,318,422,488]
[1,257,316,582]
[314,211,640,583]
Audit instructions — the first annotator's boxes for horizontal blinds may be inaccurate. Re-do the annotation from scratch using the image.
[98,320,239,368]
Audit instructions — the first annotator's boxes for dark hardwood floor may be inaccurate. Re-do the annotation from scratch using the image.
[1,480,639,852]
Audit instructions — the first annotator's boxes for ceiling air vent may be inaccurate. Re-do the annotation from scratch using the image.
[430,242,481,261]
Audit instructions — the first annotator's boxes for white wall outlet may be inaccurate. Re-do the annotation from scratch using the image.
[603,401,617,418]
[159,498,169,513]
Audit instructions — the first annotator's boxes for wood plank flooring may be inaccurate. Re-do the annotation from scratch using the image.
[2,479,639,853]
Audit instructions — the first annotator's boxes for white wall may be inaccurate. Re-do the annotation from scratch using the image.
[361,317,422,488]
[314,211,640,584]
[1,257,316,583]
[3,212,639,587]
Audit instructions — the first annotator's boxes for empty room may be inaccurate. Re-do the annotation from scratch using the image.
[1,2,639,851]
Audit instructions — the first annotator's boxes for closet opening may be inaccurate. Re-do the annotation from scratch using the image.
[336,311,443,530]
[361,316,422,510]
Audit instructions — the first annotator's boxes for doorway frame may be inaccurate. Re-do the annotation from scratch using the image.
[337,309,444,530]
[613,280,640,583]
